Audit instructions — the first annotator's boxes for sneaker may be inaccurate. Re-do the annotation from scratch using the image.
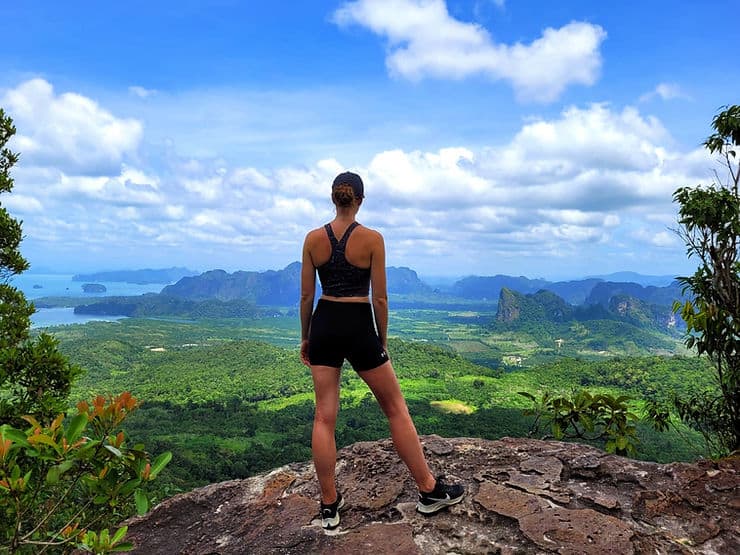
[320,493,345,530]
[416,475,465,515]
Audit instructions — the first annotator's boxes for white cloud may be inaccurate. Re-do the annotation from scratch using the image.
[2,79,142,175]
[468,104,694,214]
[163,205,186,220]
[1,194,43,213]
[5,79,707,276]
[367,147,490,207]
[535,222,607,243]
[128,85,157,98]
[340,103,709,263]
[538,209,619,227]
[604,214,620,227]
[53,168,162,206]
[116,206,140,221]
[192,210,234,231]
[639,82,691,103]
[181,175,224,201]
[506,104,670,173]
[632,228,679,248]
[333,0,606,102]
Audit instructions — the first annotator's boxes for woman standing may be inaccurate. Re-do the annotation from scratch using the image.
[300,171,464,530]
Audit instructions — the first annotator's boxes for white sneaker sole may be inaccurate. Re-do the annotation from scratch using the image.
[416,493,464,515]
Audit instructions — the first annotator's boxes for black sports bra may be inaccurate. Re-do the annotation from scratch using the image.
[316,222,371,297]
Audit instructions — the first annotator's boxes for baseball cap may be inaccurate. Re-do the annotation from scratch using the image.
[332,171,364,199]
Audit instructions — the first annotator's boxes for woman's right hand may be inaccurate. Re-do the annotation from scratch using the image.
[300,339,311,367]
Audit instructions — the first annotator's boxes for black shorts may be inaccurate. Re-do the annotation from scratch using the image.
[308,299,389,372]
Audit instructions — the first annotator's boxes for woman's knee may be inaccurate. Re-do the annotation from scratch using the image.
[379,397,410,421]
[314,406,338,428]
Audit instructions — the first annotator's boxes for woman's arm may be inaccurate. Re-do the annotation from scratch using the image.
[300,233,316,366]
[370,232,388,349]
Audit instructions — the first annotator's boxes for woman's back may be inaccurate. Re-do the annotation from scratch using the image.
[306,220,379,270]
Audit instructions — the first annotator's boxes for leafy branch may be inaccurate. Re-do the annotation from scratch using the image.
[0,392,172,554]
[518,389,640,456]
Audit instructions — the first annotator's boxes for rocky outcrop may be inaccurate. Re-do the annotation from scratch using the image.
[125,436,739,554]
[386,267,432,295]
[496,288,523,322]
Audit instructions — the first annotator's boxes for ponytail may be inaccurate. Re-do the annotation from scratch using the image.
[332,183,356,207]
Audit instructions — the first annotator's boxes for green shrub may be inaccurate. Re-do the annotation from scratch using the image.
[0,392,170,554]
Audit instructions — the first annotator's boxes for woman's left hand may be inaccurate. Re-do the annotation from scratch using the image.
[300,339,311,367]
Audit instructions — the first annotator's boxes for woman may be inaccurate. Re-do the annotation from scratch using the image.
[300,171,464,530]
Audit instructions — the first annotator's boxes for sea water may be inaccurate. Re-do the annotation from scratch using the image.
[9,273,168,329]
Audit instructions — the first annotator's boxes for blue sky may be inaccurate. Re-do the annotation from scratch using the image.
[1,0,737,279]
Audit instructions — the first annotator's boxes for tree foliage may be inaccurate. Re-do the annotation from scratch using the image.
[0,109,170,553]
[0,110,26,279]
[518,390,640,456]
[673,104,740,455]
[0,108,82,428]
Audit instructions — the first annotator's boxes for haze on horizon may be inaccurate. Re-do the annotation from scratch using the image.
[20,264,682,289]
[1,1,736,280]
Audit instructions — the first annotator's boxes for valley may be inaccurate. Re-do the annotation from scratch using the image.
[42,296,709,497]
[21,264,712,498]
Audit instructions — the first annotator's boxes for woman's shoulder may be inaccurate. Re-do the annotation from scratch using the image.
[304,225,328,241]
[356,223,383,240]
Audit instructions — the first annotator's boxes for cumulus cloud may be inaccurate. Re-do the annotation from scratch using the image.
[2,79,142,175]
[1,194,43,213]
[639,82,691,103]
[332,0,606,102]
[50,166,162,206]
[3,79,709,276]
[465,104,694,215]
[367,147,490,207]
[348,102,710,265]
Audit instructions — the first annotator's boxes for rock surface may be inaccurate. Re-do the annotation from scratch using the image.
[125,436,739,554]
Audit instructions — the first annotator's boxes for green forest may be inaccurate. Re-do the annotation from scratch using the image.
[39,312,713,496]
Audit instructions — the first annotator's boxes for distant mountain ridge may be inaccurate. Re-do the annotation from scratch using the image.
[585,271,679,287]
[72,267,198,284]
[158,263,687,308]
[66,264,688,320]
[161,263,303,305]
[386,266,432,295]
[541,279,604,305]
[160,263,432,305]
[585,281,684,307]
[451,275,550,300]
[447,275,684,305]
[495,286,683,333]
[496,288,577,324]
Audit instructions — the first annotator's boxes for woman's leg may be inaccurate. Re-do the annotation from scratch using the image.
[310,364,342,504]
[358,361,436,493]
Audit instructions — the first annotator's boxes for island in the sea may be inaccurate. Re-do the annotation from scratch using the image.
[81,283,107,293]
